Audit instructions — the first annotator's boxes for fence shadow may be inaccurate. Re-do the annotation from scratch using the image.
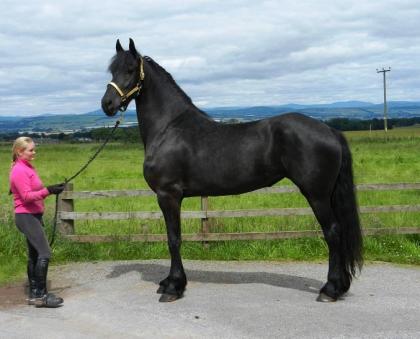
[106,263,322,294]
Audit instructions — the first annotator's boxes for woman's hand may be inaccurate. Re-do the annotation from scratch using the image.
[46,183,65,195]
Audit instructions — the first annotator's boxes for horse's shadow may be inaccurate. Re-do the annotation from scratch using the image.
[106,263,322,294]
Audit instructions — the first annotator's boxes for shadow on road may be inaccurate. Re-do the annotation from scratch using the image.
[106,263,322,294]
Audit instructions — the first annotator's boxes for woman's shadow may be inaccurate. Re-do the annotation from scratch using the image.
[106,263,323,294]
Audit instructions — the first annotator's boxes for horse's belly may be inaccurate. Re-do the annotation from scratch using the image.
[183,164,284,197]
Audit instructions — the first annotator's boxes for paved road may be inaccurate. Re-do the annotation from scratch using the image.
[0,260,419,338]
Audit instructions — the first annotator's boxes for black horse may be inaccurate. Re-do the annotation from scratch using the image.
[101,39,363,303]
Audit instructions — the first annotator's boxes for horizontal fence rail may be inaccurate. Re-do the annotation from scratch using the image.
[59,205,420,221]
[57,183,420,243]
[64,227,420,243]
[59,183,420,200]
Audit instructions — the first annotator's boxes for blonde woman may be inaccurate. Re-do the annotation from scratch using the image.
[9,137,65,308]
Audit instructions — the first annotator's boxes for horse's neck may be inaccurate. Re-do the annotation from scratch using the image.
[135,61,208,148]
[135,84,192,148]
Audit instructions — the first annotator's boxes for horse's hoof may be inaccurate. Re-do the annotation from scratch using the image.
[159,293,180,302]
[316,292,337,302]
[156,285,165,294]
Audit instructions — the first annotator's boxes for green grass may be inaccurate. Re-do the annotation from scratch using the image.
[1,127,419,286]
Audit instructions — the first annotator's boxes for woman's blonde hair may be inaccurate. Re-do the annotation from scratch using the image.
[12,136,34,164]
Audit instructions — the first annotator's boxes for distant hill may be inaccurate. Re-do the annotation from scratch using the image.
[205,101,420,122]
[1,101,420,133]
[0,109,126,133]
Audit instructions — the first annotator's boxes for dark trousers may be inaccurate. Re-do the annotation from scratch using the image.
[15,214,56,300]
[15,213,51,260]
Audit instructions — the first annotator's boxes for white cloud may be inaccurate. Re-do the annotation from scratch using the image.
[0,0,419,116]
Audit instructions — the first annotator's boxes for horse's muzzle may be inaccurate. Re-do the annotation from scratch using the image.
[101,93,119,117]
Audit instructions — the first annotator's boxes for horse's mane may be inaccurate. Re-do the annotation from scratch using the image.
[108,52,132,74]
[143,56,194,104]
[108,52,209,118]
[144,56,210,118]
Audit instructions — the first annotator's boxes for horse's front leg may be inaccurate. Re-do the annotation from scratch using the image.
[156,189,186,302]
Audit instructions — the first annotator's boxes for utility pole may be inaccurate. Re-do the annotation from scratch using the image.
[376,67,391,132]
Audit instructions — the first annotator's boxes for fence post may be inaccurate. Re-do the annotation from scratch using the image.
[58,182,75,235]
[201,196,210,247]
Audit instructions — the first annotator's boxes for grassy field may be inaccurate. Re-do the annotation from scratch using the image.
[1,126,419,285]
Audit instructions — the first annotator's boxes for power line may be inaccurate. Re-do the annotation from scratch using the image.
[376,67,391,132]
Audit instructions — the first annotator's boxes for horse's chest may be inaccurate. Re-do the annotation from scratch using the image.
[143,152,180,190]
[143,156,159,189]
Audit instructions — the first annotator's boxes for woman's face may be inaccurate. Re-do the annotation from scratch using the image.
[18,142,36,162]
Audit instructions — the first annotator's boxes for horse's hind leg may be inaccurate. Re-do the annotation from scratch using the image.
[156,189,187,302]
[307,197,350,302]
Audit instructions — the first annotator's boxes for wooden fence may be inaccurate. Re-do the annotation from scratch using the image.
[57,183,420,243]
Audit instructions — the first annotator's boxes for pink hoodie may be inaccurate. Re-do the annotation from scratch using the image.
[9,159,50,214]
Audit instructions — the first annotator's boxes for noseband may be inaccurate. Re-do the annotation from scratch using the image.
[108,56,145,112]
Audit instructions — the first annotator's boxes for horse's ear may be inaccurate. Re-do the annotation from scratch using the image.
[116,39,124,53]
[129,38,139,56]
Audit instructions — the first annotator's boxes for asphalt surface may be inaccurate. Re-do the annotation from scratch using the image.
[0,260,419,338]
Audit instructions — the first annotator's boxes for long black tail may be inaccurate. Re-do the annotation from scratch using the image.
[331,130,363,279]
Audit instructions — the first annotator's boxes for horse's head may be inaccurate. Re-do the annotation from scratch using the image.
[101,38,145,116]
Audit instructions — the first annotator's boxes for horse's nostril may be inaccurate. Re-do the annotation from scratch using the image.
[103,97,112,106]
[101,98,112,113]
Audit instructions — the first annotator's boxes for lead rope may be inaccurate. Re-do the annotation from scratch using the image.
[49,118,121,246]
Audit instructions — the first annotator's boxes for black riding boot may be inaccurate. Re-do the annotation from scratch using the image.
[27,258,37,301]
[26,240,38,302]
[32,258,63,308]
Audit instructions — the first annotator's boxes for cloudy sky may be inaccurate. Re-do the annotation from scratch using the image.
[1,0,419,116]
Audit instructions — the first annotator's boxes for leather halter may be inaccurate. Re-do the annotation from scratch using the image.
[108,56,145,112]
